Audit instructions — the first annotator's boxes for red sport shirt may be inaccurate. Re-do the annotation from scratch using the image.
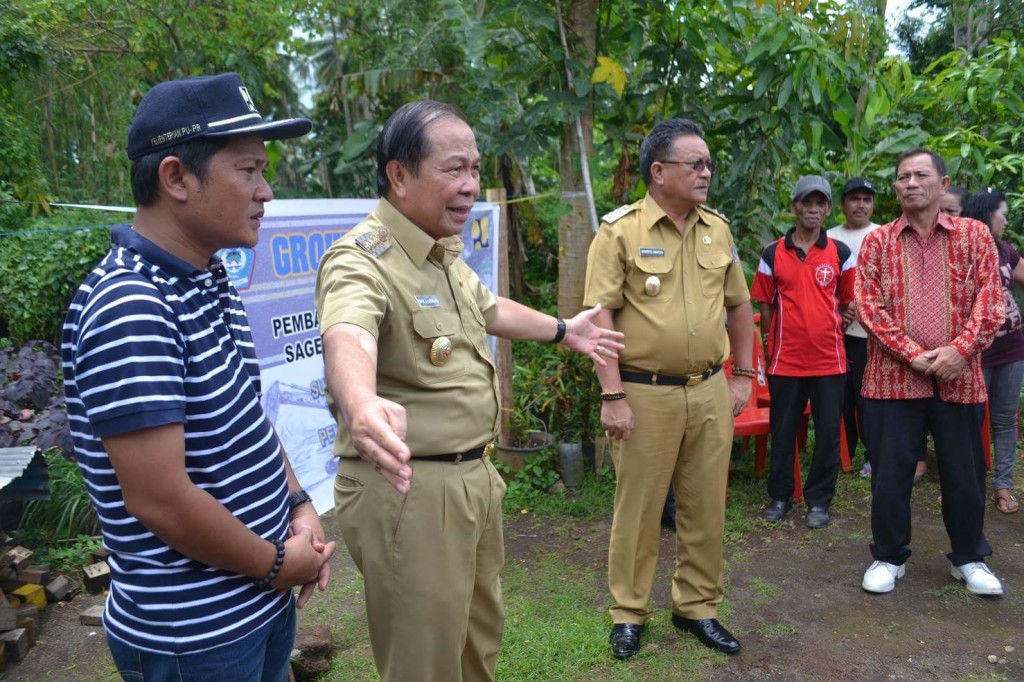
[751,228,856,377]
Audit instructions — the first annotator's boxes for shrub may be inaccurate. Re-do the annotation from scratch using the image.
[19,447,98,541]
[0,218,112,346]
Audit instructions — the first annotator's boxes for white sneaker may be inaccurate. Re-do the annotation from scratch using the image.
[950,562,1004,596]
[862,560,905,593]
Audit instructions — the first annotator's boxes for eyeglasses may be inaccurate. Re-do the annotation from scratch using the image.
[659,158,717,174]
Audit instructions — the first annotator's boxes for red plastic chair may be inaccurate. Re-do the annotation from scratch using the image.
[729,317,804,502]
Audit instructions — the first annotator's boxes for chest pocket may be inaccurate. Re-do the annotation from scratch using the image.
[411,308,468,385]
[696,248,731,299]
[628,256,675,304]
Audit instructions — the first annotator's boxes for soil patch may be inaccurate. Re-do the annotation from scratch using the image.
[6,478,1023,681]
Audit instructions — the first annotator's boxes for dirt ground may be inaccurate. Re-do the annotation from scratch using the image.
[6,475,1023,682]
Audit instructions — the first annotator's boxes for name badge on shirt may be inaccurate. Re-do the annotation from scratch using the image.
[639,247,665,258]
[415,295,442,309]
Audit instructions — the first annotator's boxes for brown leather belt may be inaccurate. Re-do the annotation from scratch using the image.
[620,365,722,387]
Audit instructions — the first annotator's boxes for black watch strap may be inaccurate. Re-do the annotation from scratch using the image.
[287,489,312,511]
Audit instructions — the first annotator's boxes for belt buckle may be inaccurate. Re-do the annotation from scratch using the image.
[483,442,495,458]
[685,374,703,387]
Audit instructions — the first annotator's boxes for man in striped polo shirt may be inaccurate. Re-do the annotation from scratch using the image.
[751,175,856,529]
[62,73,335,681]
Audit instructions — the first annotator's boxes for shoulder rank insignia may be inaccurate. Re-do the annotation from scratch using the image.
[601,203,640,225]
[699,205,730,224]
[355,229,392,258]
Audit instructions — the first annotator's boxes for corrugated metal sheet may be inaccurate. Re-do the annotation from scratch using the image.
[0,447,50,501]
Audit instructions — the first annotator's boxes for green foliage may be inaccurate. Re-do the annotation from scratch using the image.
[0,219,111,346]
[35,535,102,574]
[19,447,99,541]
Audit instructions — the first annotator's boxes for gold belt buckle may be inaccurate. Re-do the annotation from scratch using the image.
[685,374,703,387]
[483,442,495,458]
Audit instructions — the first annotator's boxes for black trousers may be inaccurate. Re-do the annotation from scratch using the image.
[766,374,845,507]
[841,336,869,464]
[862,397,991,566]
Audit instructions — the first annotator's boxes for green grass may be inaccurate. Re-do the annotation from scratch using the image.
[928,583,977,607]
[756,622,797,637]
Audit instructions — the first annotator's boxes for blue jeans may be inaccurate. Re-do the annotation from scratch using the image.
[108,596,296,682]
[983,360,1024,491]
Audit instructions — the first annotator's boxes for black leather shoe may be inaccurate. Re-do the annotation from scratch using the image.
[609,623,643,659]
[671,614,741,654]
[805,505,831,529]
[762,499,792,522]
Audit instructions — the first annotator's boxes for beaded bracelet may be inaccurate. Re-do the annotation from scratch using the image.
[255,538,285,588]
[600,391,627,401]
[732,367,757,379]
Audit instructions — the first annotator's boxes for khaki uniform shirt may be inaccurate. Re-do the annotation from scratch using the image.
[315,199,500,457]
[583,193,749,374]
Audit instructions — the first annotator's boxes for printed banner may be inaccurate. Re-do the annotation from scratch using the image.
[217,199,500,513]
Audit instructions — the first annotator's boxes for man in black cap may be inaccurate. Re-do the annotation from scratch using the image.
[828,177,881,477]
[62,73,334,680]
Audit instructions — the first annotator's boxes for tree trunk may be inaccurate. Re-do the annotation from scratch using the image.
[556,0,597,318]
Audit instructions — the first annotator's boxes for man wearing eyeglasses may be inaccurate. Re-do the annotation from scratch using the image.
[584,119,754,658]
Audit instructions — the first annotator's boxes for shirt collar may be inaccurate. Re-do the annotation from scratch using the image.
[374,198,464,267]
[895,211,956,233]
[783,226,828,250]
[111,224,219,279]
[642,193,707,232]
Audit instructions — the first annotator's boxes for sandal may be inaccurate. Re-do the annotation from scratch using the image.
[992,490,1020,514]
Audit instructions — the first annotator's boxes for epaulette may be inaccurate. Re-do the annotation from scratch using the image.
[698,204,730,224]
[602,203,640,225]
[354,228,392,258]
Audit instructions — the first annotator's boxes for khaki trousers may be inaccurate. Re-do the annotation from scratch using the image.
[608,371,733,623]
[335,455,506,682]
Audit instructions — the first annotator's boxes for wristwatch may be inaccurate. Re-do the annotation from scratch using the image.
[287,489,312,511]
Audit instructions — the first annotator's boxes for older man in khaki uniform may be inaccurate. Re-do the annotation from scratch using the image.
[315,100,623,682]
[584,118,753,659]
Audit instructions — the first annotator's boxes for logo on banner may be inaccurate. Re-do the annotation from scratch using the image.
[219,247,255,290]
[814,263,836,287]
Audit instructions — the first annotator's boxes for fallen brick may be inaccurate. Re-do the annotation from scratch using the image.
[20,566,49,586]
[45,575,71,603]
[12,585,45,611]
[82,561,110,593]
[79,605,104,626]
[0,628,28,661]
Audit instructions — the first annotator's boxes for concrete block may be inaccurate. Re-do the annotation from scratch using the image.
[0,628,28,661]
[0,605,15,631]
[14,616,35,648]
[20,565,49,586]
[5,547,32,573]
[83,561,111,593]
[12,585,45,611]
[79,605,104,626]
[13,604,37,631]
[45,575,72,602]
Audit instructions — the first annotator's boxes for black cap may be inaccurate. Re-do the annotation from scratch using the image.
[841,177,876,200]
[127,72,312,160]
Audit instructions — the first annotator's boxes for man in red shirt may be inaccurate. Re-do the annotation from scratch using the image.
[857,149,1005,596]
[752,176,856,529]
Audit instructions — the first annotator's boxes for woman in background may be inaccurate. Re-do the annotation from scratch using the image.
[963,188,1021,513]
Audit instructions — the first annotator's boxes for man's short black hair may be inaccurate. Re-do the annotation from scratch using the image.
[961,188,1006,231]
[376,100,468,197]
[894,148,947,178]
[130,137,231,206]
[639,119,705,186]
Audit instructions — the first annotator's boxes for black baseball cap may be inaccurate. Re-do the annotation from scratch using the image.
[127,72,312,160]
[841,177,876,200]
